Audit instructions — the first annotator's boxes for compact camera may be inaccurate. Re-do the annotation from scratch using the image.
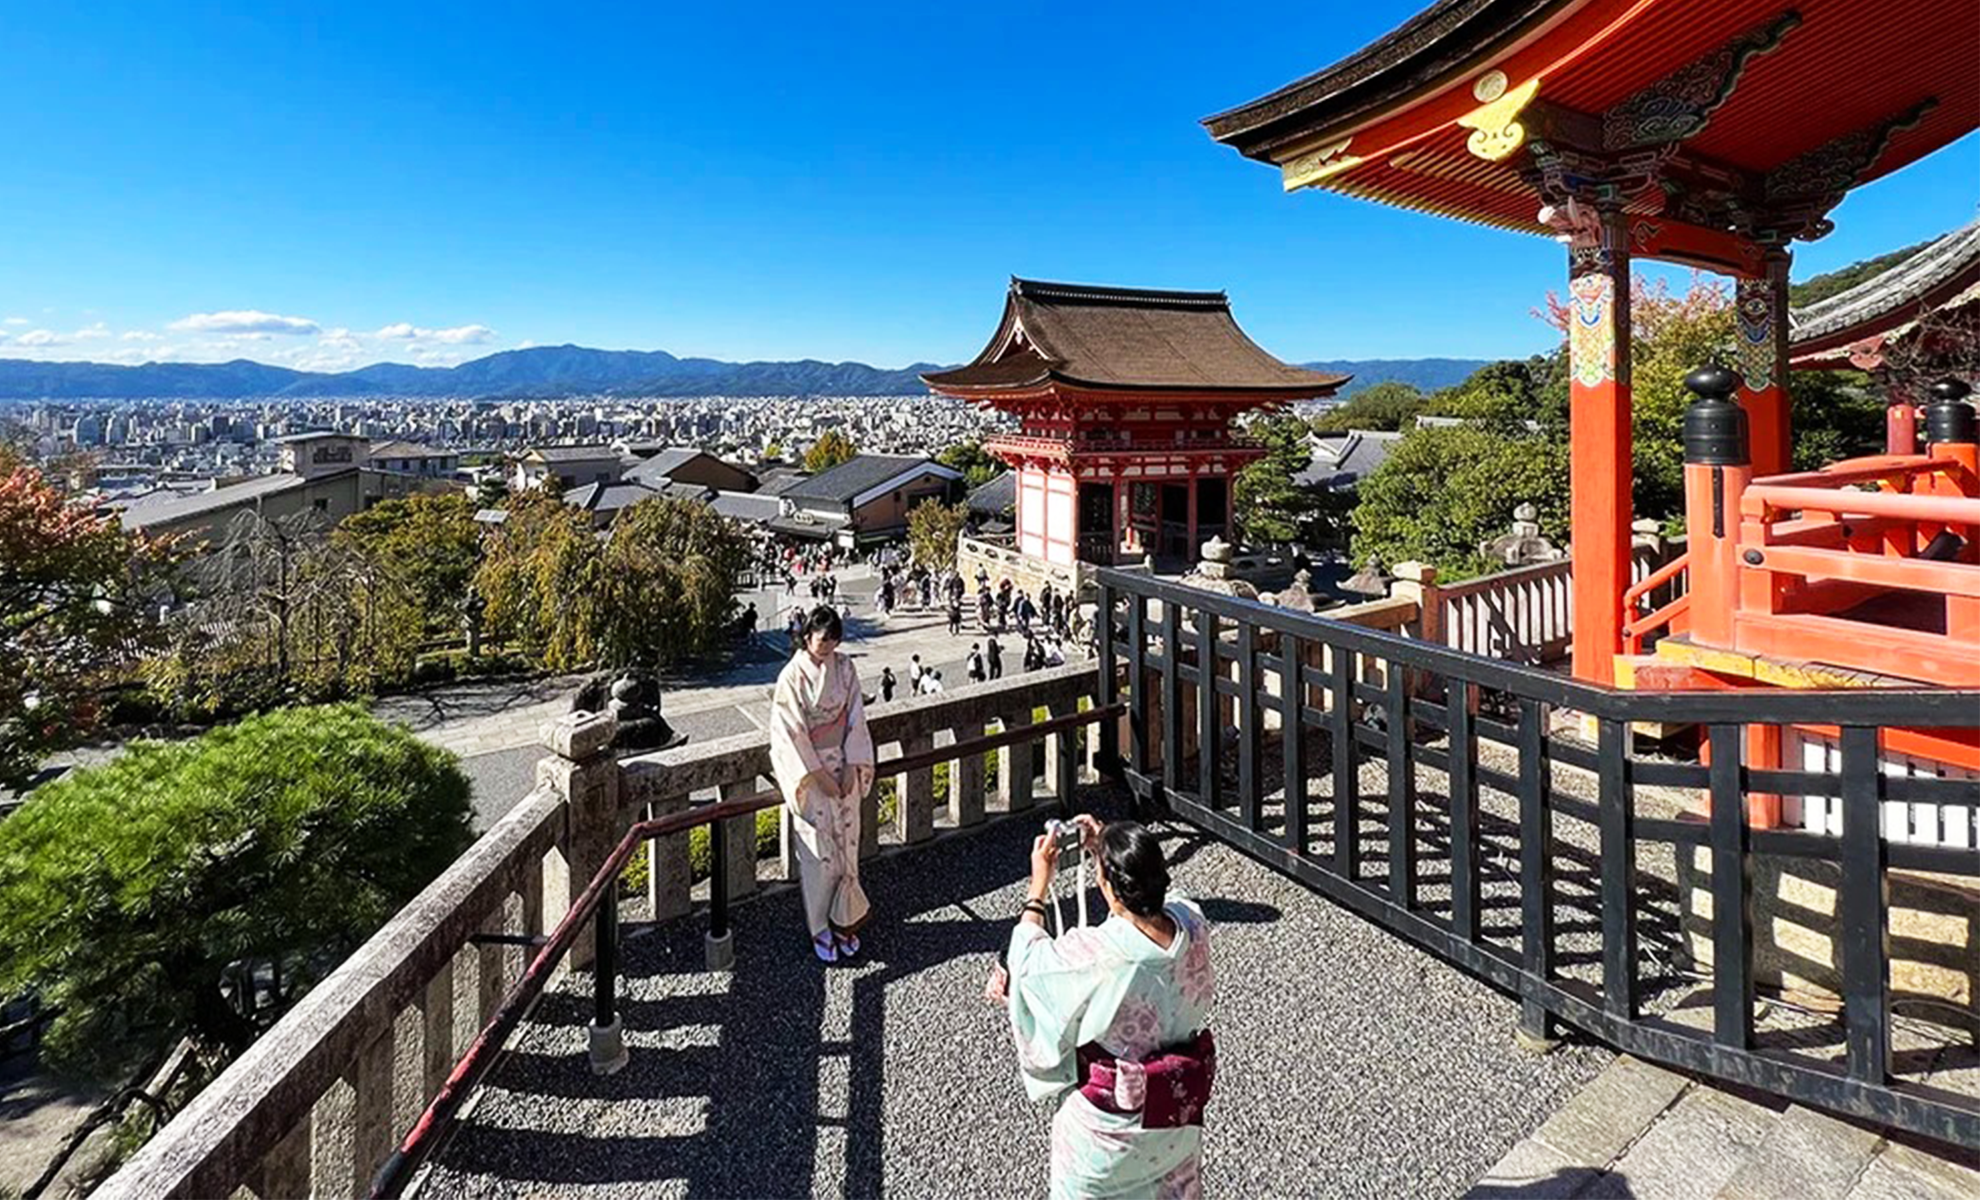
[1043,818,1084,853]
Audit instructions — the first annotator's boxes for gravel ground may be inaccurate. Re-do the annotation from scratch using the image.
[421,783,1612,1199]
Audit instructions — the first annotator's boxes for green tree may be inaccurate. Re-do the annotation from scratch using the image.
[937,439,1006,488]
[1787,369,1887,471]
[804,429,858,474]
[1350,425,1570,580]
[1,449,176,790]
[908,498,970,571]
[1622,275,1737,522]
[1234,415,1320,546]
[1310,381,1426,433]
[596,496,749,668]
[474,491,610,670]
[0,704,473,1080]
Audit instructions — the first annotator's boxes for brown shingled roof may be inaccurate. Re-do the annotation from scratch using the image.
[922,279,1349,396]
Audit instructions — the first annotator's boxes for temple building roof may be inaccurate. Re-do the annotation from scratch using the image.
[1789,218,1980,366]
[1202,0,1979,272]
[923,278,1349,397]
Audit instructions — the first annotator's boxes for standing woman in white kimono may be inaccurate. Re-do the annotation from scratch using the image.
[990,817,1217,1199]
[770,606,876,963]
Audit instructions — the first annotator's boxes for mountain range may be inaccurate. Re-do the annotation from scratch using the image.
[0,346,1490,401]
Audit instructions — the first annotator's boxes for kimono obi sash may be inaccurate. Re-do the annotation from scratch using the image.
[802,664,852,749]
[1075,1030,1215,1128]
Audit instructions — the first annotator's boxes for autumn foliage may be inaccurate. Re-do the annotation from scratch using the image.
[0,449,175,790]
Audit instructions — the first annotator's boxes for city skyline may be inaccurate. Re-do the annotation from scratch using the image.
[4,2,1975,374]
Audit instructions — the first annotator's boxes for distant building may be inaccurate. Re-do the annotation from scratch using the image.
[1298,430,1403,491]
[621,447,757,493]
[369,440,463,478]
[276,430,371,478]
[965,471,1017,535]
[510,445,623,493]
[774,455,965,547]
[114,468,436,547]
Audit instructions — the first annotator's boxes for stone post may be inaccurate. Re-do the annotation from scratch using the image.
[536,710,620,971]
[951,723,987,828]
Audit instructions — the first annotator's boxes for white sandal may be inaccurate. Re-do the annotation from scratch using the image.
[812,933,838,964]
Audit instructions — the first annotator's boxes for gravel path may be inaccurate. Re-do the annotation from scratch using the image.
[422,786,1612,1199]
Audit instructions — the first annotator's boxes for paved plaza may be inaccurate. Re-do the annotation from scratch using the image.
[372,563,1072,830]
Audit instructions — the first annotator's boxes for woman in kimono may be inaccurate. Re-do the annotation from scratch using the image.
[990,817,1216,1199]
[769,606,876,963]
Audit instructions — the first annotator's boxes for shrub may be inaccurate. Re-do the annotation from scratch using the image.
[0,704,473,1081]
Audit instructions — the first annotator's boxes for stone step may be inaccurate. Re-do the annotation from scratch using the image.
[1468,1056,1980,1200]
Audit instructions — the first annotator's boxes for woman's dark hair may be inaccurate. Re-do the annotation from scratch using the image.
[1099,821,1170,917]
[803,605,844,643]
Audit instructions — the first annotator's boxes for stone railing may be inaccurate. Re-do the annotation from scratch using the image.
[957,534,1094,600]
[96,664,1102,1200]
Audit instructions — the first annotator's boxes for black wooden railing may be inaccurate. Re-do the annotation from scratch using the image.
[1095,568,1980,1150]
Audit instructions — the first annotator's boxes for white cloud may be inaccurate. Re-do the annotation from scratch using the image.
[74,322,111,341]
[121,330,164,342]
[376,321,494,344]
[170,309,321,335]
[17,329,67,347]
[2,317,27,326]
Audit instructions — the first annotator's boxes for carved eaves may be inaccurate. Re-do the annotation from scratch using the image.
[1600,10,1802,150]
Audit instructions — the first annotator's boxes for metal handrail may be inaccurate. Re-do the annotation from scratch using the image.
[369,701,1123,1198]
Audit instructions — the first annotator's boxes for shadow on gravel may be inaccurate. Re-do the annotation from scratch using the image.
[437,786,1158,1196]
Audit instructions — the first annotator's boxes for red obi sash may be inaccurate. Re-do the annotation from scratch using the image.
[1075,1030,1215,1128]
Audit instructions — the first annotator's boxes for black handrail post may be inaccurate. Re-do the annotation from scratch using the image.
[1839,724,1891,1086]
[706,808,735,971]
[1515,698,1558,1052]
[1096,578,1121,777]
[1707,724,1754,1050]
[588,881,628,1075]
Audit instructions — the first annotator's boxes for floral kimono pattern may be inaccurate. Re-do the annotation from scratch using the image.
[1007,897,1215,1199]
[769,649,876,936]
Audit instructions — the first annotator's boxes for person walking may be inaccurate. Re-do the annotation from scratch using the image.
[967,643,987,684]
[986,636,1004,680]
[948,596,964,637]
[880,665,897,703]
[909,654,926,693]
[769,607,875,964]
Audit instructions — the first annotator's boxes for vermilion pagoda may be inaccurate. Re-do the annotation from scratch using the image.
[924,279,1347,569]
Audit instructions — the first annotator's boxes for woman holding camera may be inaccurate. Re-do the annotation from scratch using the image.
[769,606,875,963]
[990,816,1216,1198]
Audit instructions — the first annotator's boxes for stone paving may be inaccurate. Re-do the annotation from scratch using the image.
[420,786,1616,1199]
[1468,1055,1980,1199]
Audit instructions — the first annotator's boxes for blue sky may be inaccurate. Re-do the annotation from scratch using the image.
[2,1,1974,373]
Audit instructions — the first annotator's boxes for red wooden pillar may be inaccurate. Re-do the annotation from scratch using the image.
[1885,380,1920,456]
[1567,210,1633,685]
[1735,250,1792,478]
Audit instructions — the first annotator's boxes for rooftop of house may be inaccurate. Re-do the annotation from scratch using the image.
[1298,429,1403,488]
[520,445,625,465]
[779,455,957,505]
[115,470,349,531]
[369,440,457,460]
